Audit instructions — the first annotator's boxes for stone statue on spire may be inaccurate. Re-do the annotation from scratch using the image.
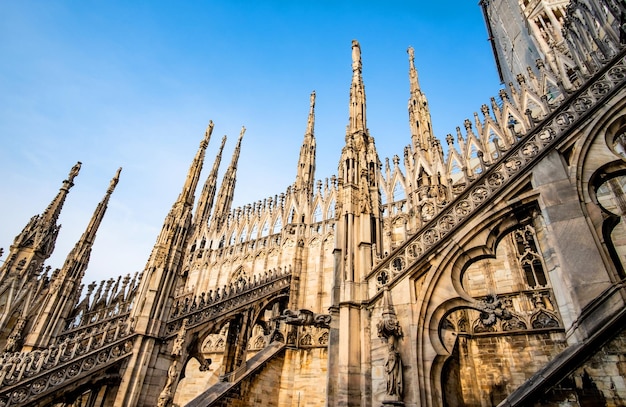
[68,161,82,184]
[408,46,419,92]
[108,167,122,194]
[352,39,362,73]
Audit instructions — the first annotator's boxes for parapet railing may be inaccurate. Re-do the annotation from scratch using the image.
[368,48,626,291]
[0,325,135,407]
[164,267,292,337]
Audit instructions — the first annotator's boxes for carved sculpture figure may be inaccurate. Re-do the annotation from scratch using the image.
[278,308,332,329]
[351,39,361,72]
[157,360,178,407]
[377,287,404,402]
[171,318,188,357]
[385,343,403,397]
[4,318,26,353]
[475,293,512,327]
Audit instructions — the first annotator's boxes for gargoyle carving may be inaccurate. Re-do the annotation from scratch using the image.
[278,309,331,329]
[473,294,512,327]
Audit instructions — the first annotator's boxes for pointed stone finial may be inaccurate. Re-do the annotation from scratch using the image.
[407,46,419,91]
[351,39,362,73]
[68,161,82,185]
[203,120,214,147]
[108,167,122,194]
[305,90,316,137]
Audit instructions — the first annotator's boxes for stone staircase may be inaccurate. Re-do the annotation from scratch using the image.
[184,341,287,407]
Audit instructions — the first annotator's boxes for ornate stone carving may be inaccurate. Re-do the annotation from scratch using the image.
[370,52,626,288]
[4,318,26,353]
[166,268,291,335]
[473,294,512,327]
[157,360,179,407]
[377,287,404,404]
[171,318,188,357]
[277,309,332,329]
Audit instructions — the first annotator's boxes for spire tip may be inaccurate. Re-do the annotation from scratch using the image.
[351,40,362,72]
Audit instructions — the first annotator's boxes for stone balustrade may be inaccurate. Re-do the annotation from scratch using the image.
[368,50,626,292]
[165,267,292,336]
[0,322,135,407]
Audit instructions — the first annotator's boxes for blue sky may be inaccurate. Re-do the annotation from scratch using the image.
[0,1,500,284]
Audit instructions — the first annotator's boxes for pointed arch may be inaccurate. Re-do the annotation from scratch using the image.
[250,222,258,240]
[288,206,297,223]
[272,216,283,235]
[313,203,322,223]
[392,180,406,202]
[501,105,527,139]
[520,88,547,121]
[449,163,463,184]
[467,143,482,175]
[542,77,561,103]
[260,219,270,237]
[380,186,389,204]
[326,199,336,220]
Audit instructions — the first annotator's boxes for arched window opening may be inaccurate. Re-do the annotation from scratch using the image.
[250,223,258,240]
[392,181,405,202]
[273,217,283,234]
[514,226,547,288]
[469,145,481,174]
[327,200,336,219]
[260,221,269,237]
[288,207,296,224]
[313,204,322,223]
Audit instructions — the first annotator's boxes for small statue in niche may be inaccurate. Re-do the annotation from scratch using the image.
[156,360,179,407]
[377,286,404,403]
[171,318,188,357]
[385,341,403,398]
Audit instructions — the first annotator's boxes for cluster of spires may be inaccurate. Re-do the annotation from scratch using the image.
[1,0,621,352]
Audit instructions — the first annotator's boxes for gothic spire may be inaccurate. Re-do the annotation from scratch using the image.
[153,122,214,251]
[0,161,81,283]
[347,40,367,137]
[306,90,316,136]
[61,167,121,280]
[328,42,382,402]
[41,161,81,225]
[15,162,81,255]
[194,135,227,230]
[408,46,420,94]
[407,46,435,157]
[211,126,246,233]
[332,38,383,299]
[132,123,214,337]
[294,91,317,196]
[177,121,214,208]
[23,167,122,350]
